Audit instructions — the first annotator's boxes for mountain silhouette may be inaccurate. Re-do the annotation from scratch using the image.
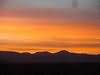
[0,50,100,63]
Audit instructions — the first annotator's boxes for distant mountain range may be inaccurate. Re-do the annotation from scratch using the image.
[0,50,100,63]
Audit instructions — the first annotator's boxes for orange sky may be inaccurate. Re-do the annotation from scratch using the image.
[0,9,100,55]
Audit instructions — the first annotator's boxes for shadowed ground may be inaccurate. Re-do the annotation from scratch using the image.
[0,50,100,63]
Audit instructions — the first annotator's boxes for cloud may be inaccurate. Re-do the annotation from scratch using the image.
[1,39,99,48]
[1,8,100,25]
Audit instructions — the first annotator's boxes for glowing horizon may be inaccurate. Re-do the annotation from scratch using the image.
[0,10,100,55]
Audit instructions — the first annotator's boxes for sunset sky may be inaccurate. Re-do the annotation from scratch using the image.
[0,0,100,54]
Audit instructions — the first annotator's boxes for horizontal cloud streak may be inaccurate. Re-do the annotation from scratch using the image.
[0,39,100,48]
[0,8,99,25]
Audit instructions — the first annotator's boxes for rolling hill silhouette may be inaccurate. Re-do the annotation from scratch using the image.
[0,50,100,63]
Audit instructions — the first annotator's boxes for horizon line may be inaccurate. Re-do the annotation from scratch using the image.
[0,50,99,55]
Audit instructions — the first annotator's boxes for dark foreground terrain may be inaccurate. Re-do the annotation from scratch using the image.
[0,50,100,75]
[0,50,100,63]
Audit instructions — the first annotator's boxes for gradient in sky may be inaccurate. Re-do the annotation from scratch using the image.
[0,0,100,54]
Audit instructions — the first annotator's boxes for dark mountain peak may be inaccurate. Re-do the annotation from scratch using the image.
[34,51,52,56]
[56,50,71,55]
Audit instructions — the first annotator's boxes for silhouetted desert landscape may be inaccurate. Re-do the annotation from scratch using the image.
[0,50,100,75]
[0,50,100,63]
